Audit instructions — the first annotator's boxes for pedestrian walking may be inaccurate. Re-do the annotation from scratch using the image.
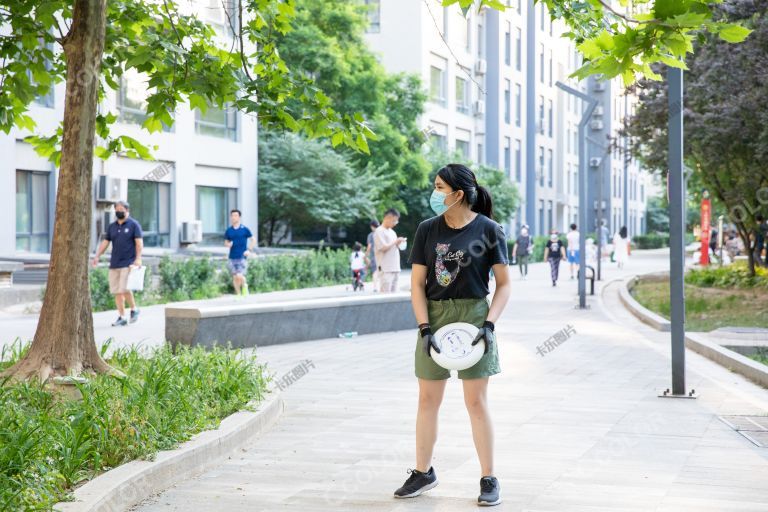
[613,226,630,269]
[543,231,566,286]
[92,201,143,326]
[366,219,380,291]
[755,214,767,266]
[374,209,406,293]
[566,223,580,279]
[397,163,510,506]
[512,224,532,279]
[224,209,255,297]
[598,220,610,260]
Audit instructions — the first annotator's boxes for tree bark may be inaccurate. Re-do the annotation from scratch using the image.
[2,0,113,381]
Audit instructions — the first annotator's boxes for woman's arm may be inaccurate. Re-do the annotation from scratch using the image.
[543,247,550,260]
[486,263,511,324]
[410,264,429,326]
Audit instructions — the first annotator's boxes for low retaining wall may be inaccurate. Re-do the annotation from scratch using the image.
[619,274,671,332]
[166,293,416,349]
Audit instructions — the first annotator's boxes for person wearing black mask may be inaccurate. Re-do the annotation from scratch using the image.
[92,200,144,326]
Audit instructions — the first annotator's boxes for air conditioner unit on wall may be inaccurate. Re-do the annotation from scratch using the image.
[589,157,602,168]
[473,100,486,116]
[95,175,122,203]
[593,81,606,92]
[590,120,604,131]
[592,105,604,117]
[475,59,487,75]
[180,221,203,244]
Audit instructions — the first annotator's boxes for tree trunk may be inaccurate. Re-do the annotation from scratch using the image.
[2,0,113,381]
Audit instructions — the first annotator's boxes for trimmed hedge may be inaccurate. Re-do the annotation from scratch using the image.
[633,233,669,249]
[88,249,351,311]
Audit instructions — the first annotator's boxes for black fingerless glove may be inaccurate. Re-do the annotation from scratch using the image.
[471,321,495,354]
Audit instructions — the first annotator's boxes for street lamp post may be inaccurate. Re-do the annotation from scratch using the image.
[556,81,598,309]
[662,67,696,399]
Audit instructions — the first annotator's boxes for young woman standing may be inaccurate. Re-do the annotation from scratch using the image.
[394,164,511,506]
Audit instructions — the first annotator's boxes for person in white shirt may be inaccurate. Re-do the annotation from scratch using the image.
[374,208,406,293]
[566,223,580,279]
[613,226,630,269]
[350,242,367,291]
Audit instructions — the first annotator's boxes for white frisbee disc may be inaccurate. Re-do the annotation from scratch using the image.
[431,322,484,371]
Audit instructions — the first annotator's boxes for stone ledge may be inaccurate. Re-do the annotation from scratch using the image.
[619,275,671,332]
[685,332,768,389]
[54,393,284,512]
[166,293,416,349]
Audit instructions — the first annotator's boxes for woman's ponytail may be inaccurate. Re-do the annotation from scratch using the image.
[472,185,494,220]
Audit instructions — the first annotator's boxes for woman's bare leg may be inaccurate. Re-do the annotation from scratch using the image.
[415,378,447,472]
[462,377,494,476]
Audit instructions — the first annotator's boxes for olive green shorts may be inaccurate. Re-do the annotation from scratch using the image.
[415,297,501,380]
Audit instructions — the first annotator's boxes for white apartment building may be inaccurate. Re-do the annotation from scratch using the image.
[1,1,258,259]
[364,0,649,238]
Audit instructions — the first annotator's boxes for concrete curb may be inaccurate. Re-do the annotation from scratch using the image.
[54,393,285,512]
[619,275,671,332]
[684,332,768,389]
[617,274,768,389]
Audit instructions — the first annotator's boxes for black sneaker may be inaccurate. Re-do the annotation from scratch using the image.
[130,309,139,323]
[393,467,438,498]
[478,476,501,506]
[112,317,127,327]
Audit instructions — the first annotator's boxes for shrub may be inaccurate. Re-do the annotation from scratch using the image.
[633,233,669,249]
[686,261,768,289]
[0,340,269,511]
[157,257,225,302]
[245,248,349,292]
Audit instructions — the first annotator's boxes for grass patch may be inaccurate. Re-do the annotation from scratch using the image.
[0,340,270,511]
[631,280,768,332]
[751,348,768,367]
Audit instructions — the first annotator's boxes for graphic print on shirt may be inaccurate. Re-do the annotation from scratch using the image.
[434,243,465,287]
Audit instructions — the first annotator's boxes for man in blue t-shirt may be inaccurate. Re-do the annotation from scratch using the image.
[224,209,255,296]
[92,200,144,326]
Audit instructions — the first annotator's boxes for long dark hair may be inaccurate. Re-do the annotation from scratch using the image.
[619,226,628,239]
[436,163,494,219]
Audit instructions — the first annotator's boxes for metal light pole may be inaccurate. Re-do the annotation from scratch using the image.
[556,81,598,309]
[662,67,695,399]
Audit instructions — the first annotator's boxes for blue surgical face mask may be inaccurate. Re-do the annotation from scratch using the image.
[429,190,459,216]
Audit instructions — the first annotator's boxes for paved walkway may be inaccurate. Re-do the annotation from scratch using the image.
[129,250,768,512]
[0,272,411,352]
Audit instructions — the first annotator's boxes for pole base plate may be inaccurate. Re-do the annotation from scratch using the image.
[658,388,698,399]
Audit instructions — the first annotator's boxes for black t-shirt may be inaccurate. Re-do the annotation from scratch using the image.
[515,235,531,256]
[409,214,508,300]
[545,238,564,259]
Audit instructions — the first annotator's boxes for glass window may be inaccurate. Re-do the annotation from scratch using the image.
[30,40,55,108]
[504,137,511,177]
[515,28,522,71]
[477,143,483,163]
[515,84,522,127]
[456,11,469,51]
[538,200,544,236]
[128,180,171,248]
[455,76,469,114]
[430,133,447,151]
[540,3,545,31]
[429,66,446,106]
[538,146,545,187]
[538,95,545,134]
[195,103,238,141]
[196,186,238,245]
[118,68,174,130]
[549,52,553,86]
[16,170,50,252]
[515,139,522,181]
[200,0,237,35]
[547,149,553,187]
[504,22,511,65]
[365,0,380,33]
[548,200,553,233]
[476,17,483,57]
[548,99,553,137]
[539,44,545,83]
[504,80,511,124]
[456,139,470,159]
